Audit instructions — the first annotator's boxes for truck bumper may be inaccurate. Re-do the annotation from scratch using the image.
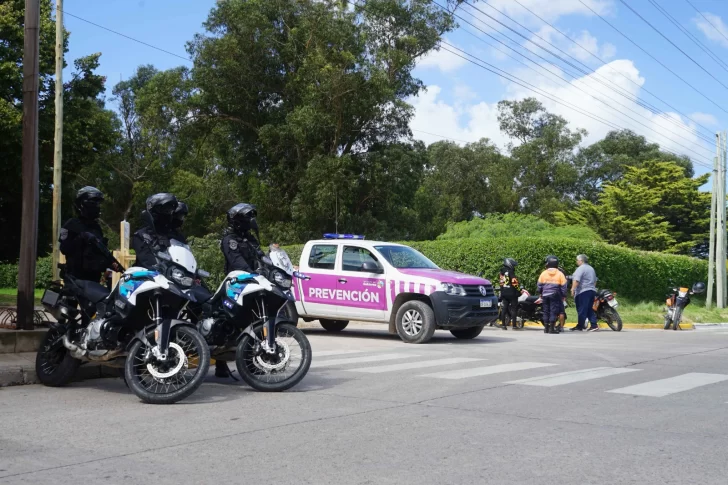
[430,293,499,328]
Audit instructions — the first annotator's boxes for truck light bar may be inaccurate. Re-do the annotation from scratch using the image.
[323,233,365,240]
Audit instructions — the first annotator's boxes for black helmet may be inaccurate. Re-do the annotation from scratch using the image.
[171,201,188,229]
[692,282,706,294]
[74,186,104,220]
[544,255,559,269]
[227,203,258,235]
[503,258,517,271]
[146,193,178,230]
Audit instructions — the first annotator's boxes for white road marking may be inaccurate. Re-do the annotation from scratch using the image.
[607,373,728,397]
[313,350,367,358]
[420,362,557,380]
[506,367,641,387]
[347,357,485,374]
[311,353,418,369]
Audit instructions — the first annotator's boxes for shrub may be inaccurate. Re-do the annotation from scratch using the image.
[437,214,602,242]
[0,256,53,290]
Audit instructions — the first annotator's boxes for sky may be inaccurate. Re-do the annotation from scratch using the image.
[62,0,728,180]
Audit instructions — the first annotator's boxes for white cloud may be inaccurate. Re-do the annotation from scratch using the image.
[454,84,478,102]
[694,12,728,48]
[417,43,467,73]
[690,112,719,127]
[410,61,715,170]
[566,30,616,62]
[482,0,612,24]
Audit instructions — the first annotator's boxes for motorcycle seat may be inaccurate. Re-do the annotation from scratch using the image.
[72,279,110,303]
[525,295,540,303]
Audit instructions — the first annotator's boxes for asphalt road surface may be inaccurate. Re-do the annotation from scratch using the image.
[2,324,728,484]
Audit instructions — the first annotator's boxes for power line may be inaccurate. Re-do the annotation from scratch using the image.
[578,0,728,116]
[684,0,728,47]
[617,0,728,92]
[438,42,713,168]
[431,1,715,153]
[63,10,192,63]
[511,0,717,140]
[461,0,715,148]
[647,0,728,74]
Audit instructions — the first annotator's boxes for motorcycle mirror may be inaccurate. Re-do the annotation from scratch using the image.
[197,269,210,278]
[157,252,172,261]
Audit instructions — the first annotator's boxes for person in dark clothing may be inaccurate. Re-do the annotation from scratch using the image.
[498,258,522,331]
[169,201,188,244]
[59,186,116,283]
[556,266,571,333]
[216,202,263,378]
[537,255,567,334]
[132,193,179,269]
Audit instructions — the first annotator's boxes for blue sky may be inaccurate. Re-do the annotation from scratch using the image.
[63,0,728,179]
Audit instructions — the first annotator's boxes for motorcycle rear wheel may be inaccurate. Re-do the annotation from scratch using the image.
[236,323,312,392]
[35,326,80,387]
[672,307,684,331]
[601,308,623,332]
[125,326,210,404]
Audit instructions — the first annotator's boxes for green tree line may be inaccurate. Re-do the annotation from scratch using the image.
[0,0,711,263]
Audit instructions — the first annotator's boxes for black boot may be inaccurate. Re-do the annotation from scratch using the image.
[215,360,231,378]
[544,323,550,334]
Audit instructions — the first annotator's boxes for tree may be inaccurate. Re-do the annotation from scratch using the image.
[497,98,586,217]
[556,160,710,254]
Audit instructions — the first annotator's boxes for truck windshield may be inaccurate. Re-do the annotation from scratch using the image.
[374,246,439,269]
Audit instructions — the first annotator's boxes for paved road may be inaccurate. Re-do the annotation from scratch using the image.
[2,324,728,484]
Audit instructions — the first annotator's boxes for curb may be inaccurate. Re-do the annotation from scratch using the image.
[521,322,694,330]
[0,329,46,354]
[0,360,120,388]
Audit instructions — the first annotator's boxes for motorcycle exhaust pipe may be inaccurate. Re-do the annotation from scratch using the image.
[62,334,86,359]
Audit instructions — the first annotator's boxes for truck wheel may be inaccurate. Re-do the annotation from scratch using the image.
[319,319,349,332]
[450,325,485,339]
[395,301,436,344]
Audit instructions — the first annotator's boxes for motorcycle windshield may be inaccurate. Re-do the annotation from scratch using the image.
[270,248,295,275]
[168,239,197,274]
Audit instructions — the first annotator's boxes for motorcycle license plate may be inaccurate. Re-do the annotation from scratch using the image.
[608,299,619,308]
[480,299,492,308]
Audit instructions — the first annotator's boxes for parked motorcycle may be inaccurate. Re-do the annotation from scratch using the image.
[592,289,622,331]
[182,243,312,392]
[664,282,705,330]
[37,235,210,404]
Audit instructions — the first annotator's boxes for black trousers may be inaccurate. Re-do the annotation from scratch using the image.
[501,297,518,326]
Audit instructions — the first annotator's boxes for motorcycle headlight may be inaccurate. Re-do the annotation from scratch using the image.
[272,270,292,289]
[171,268,193,288]
[440,282,466,296]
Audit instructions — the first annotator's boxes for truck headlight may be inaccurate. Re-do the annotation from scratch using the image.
[440,282,466,296]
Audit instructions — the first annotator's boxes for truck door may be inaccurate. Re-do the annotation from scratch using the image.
[336,245,387,320]
[298,243,341,318]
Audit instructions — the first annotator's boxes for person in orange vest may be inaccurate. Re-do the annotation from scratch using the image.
[537,255,567,334]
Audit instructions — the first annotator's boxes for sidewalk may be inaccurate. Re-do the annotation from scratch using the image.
[0,352,119,387]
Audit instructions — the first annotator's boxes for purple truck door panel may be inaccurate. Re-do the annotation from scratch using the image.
[336,275,388,311]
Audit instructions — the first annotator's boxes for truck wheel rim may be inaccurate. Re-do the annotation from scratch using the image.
[402,310,423,336]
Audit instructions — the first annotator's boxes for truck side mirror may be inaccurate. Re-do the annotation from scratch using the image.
[361,262,383,274]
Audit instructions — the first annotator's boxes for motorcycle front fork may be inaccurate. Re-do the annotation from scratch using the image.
[259,303,277,354]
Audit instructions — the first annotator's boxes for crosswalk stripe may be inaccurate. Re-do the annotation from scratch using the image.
[313,350,367,358]
[607,372,728,397]
[347,357,485,374]
[506,367,641,387]
[311,353,418,369]
[420,362,556,380]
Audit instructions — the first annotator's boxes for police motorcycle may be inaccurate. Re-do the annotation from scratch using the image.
[664,282,705,330]
[182,244,312,392]
[37,229,210,405]
[269,244,299,324]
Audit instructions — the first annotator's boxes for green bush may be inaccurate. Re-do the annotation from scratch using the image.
[437,214,602,242]
[0,256,53,289]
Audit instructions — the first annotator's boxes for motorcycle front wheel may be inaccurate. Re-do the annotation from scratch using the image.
[125,326,210,404]
[235,322,312,392]
[601,307,623,332]
[672,307,684,331]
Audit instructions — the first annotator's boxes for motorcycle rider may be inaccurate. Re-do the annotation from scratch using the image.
[217,202,263,377]
[59,186,117,283]
[132,193,179,269]
[498,258,522,330]
[537,255,567,334]
[170,201,188,244]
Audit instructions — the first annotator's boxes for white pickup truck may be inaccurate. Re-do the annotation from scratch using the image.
[291,235,498,343]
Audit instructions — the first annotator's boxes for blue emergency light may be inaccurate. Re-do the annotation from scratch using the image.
[323,233,365,240]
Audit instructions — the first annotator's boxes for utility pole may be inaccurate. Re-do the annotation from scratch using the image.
[52,0,64,282]
[707,154,717,308]
[17,0,42,330]
[717,132,727,309]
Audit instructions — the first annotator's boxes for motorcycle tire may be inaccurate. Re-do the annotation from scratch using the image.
[602,308,623,332]
[663,316,672,330]
[236,322,312,392]
[672,307,684,331]
[125,325,210,404]
[514,317,525,329]
[35,326,81,387]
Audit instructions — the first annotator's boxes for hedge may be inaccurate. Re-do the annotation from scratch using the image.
[1,237,707,303]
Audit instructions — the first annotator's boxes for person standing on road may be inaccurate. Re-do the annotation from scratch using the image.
[498,258,522,330]
[571,254,598,332]
[537,256,567,334]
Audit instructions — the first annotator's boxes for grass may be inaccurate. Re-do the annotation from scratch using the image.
[0,288,44,307]
[1,288,726,325]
